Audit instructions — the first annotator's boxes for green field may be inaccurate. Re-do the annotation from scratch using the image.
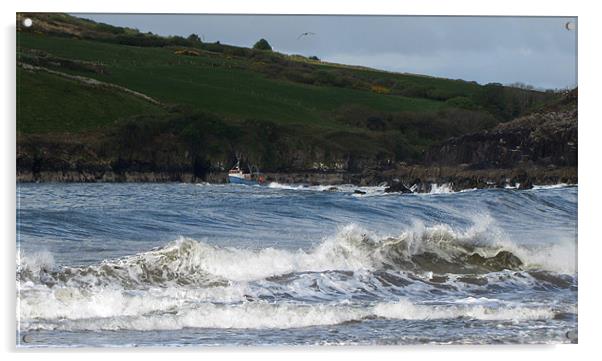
[17,67,166,133]
[17,32,448,133]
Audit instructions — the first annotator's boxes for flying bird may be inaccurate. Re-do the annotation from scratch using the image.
[297,32,316,39]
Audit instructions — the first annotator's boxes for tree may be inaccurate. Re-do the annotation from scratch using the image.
[477,83,506,118]
[507,82,535,90]
[187,33,202,43]
[253,38,272,51]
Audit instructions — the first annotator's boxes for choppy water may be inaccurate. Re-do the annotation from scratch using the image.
[16,183,578,347]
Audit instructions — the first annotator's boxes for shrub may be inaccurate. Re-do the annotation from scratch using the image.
[201,42,224,53]
[399,85,432,98]
[114,33,169,47]
[95,22,125,34]
[187,33,202,43]
[253,38,272,51]
[168,36,193,47]
[371,84,391,94]
[445,96,478,110]
[224,46,251,57]
[366,116,387,131]
[282,69,315,84]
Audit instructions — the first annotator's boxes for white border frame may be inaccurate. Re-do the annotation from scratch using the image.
[2,0,599,360]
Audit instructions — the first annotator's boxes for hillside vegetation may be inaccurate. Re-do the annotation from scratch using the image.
[17,13,563,178]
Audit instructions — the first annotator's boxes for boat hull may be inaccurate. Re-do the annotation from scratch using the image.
[228,175,260,185]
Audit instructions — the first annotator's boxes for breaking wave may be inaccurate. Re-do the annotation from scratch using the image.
[18,221,573,288]
[17,221,576,332]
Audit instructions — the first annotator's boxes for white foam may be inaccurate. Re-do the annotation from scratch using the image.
[18,284,251,321]
[20,298,555,331]
[18,250,55,274]
[268,182,387,195]
[169,224,388,281]
[267,182,301,190]
[429,183,454,194]
[373,299,554,321]
[504,241,577,274]
[531,183,571,190]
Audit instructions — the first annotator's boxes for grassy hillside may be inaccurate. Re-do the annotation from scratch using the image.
[16,13,563,175]
[17,67,165,133]
[18,31,446,131]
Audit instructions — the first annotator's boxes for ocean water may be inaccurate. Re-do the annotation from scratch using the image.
[16,183,578,347]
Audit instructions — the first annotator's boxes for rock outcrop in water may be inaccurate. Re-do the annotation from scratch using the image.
[384,182,413,194]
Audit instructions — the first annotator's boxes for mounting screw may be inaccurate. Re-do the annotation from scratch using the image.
[565,21,575,31]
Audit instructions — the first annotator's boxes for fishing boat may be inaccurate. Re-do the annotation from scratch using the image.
[228,161,266,185]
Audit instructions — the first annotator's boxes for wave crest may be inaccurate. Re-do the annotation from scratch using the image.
[18,221,572,289]
[17,221,576,332]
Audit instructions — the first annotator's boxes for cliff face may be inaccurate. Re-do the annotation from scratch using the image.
[425,90,577,170]
[16,132,386,183]
[16,85,577,189]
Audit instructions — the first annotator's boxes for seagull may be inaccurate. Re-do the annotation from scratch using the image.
[297,32,316,39]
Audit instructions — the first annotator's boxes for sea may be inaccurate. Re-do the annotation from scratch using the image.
[16,182,578,347]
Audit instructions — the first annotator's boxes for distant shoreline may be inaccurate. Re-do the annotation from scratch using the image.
[16,165,577,192]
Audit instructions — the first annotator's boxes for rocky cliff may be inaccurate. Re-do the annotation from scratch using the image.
[17,90,577,190]
[425,89,577,170]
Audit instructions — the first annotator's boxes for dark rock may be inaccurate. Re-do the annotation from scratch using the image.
[384,183,413,193]
[457,276,488,286]
[528,271,574,289]
[471,250,523,271]
[374,271,413,287]
[353,190,366,195]
[429,275,449,283]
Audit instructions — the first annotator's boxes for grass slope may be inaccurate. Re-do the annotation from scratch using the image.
[17,32,444,132]
[17,67,165,133]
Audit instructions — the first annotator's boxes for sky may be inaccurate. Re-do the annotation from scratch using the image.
[75,14,577,89]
